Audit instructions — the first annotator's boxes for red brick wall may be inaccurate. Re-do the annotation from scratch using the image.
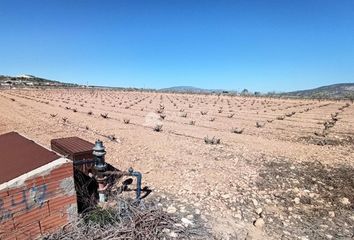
[0,162,77,240]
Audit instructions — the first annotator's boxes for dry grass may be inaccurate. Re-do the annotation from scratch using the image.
[42,196,206,240]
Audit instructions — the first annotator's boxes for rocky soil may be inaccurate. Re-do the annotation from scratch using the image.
[0,89,353,239]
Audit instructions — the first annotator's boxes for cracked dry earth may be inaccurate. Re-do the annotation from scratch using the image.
[0,89,353,239]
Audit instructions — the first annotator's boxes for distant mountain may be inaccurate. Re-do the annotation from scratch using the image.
[282,83,354,99]
[0,74,77,87]
[159,86,237,94]
[2,74,353,99]
[160,84,354,99]
[160,86,210,93]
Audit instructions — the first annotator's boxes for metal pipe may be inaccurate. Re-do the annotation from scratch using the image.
[92,140,107,203]
[71,141,144,203]
[128,167,142,201]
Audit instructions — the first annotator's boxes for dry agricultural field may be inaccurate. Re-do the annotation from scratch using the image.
[0,88,353,239]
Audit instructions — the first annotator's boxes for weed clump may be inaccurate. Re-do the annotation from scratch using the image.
[256,122,265,128]
[204,136,221,145]
[189,120,196,125]
[153,124,163,132]
[101,113,109,119]
[231,128,244,134]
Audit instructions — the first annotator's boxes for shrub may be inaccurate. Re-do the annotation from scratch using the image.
[153,124,163,132]
[204,136,220,145]
[231,128,244,134]
[314,130,326,137]
[84,207,116,226]
[209,117,216,122]
[276,115,285,120]
[189,120,196,125]
[123,119,130,124]
[331,112,339,118]
[227,113,235,118]
[50,113,57,118]
[256,122,265,128]
[101,113,109,119]
[324,120,335,130]
[159,114,166,120]
[180,112,187,118]
[331,112,339,122]
[88,111,93,115]
[200,111,208,115]
[107,134,117,141]
[285,112,295,117]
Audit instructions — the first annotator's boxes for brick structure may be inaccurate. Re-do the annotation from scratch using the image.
[51,136,95,174]
[0,132,77,240]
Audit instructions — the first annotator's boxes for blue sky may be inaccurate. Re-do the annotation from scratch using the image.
[0,0,353,92]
